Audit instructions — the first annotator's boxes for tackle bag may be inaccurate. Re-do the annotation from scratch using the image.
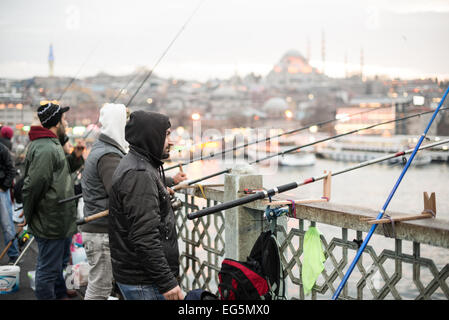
[218,230,285,300]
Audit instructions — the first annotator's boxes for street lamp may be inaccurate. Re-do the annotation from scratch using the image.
[309,125,318,133]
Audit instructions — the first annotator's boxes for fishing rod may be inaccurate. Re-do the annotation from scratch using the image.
[80,0,205,141]
[112,69,143,103]
[59,0,206,203]
[63,105,388,203]
[331,85,449,300]
[125,0,206,107]
[57,106,448,205]
[80,69,137,140]
[57,42,102,101]
[186,137,449,220]
[164,104,393,171]
[17,44,101,158]
[174,107,449,187]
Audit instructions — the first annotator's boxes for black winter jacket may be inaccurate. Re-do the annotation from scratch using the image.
[108,111,179,294]
[0,142,15,191]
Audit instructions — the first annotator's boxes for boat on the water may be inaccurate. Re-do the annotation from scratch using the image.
[245,137,316,167]
[279,152,316,167]
[315,135,438,166]
[317,148,432,166]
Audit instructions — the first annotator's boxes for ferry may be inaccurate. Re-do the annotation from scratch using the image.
[246,137,316,167]
[315,135,448,165]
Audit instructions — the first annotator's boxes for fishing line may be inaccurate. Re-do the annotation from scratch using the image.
[57,41,102,101]
[186,137,449,220]
[81,0,206,139]
[125,0,206,107]
[58,106,448,204]
[175,107,449,187]
[164,104,394,171]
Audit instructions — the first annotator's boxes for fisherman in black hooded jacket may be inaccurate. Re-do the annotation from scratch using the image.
[108,110,184,300]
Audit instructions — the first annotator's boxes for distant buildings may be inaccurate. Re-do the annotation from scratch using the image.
[335,97,403,136]
[0,79,34,129]
[0,49,447,138]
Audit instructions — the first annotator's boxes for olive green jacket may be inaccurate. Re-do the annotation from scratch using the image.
[23,132,77,239]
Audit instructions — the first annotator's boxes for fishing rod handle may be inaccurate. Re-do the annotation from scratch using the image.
[187,192,267,219]
[76,210,109,225]
[187,181,298,220]
[0,240,13,260]
[58,193,82,204]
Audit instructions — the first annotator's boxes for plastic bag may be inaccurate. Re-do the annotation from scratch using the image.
[301,226,325,295]
[65,262,90,289]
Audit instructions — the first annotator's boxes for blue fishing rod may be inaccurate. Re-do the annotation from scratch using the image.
[332,85,449,300]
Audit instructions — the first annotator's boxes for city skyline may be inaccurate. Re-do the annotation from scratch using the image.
[1,0,449,81]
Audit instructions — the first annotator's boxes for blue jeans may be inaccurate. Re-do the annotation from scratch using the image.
[0,189,19,259]
[35,236,72,300]
[117,282,165,300]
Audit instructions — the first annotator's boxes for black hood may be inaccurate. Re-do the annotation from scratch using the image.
[125,110,171,166]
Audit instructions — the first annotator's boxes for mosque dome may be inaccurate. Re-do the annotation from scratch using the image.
[283,49,304,59]
[263,97,288,111]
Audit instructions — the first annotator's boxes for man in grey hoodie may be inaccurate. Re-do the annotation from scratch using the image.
[80,103,129,300]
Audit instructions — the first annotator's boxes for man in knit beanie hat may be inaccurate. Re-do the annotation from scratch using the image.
[21,100,77,299]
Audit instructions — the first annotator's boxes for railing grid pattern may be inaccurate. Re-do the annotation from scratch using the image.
[176,191,449,300]
[176,193,225,295]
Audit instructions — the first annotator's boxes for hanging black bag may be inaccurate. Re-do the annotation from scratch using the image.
[218,230,285,300]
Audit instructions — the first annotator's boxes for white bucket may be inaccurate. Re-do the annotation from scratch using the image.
[0,265,20,294]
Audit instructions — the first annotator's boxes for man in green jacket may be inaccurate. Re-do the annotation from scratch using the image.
[21,101,77,300]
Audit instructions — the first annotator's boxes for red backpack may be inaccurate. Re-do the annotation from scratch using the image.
[218,231,285,300]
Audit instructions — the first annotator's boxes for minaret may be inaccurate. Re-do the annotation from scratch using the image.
[48,43,54,77]
[321,30,326,75]
[344,52,348,78]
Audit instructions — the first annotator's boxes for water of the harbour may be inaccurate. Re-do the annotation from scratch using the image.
[174,157,449,300]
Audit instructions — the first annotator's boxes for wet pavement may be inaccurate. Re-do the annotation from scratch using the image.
[0,226,82,300]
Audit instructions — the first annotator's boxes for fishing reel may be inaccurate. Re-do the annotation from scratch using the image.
[18,229,30,248]
[170,195,183,211]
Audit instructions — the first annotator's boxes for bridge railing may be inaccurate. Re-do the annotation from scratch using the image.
[175,167,449,300]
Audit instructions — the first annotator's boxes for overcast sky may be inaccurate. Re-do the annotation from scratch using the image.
[1,0,449,81]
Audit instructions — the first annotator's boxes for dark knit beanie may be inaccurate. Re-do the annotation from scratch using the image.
[37,102,70,128]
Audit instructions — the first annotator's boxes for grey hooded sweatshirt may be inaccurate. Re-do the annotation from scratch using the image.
[80,103,128,233]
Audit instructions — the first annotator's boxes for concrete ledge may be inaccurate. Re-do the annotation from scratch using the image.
[179,187,449,249]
